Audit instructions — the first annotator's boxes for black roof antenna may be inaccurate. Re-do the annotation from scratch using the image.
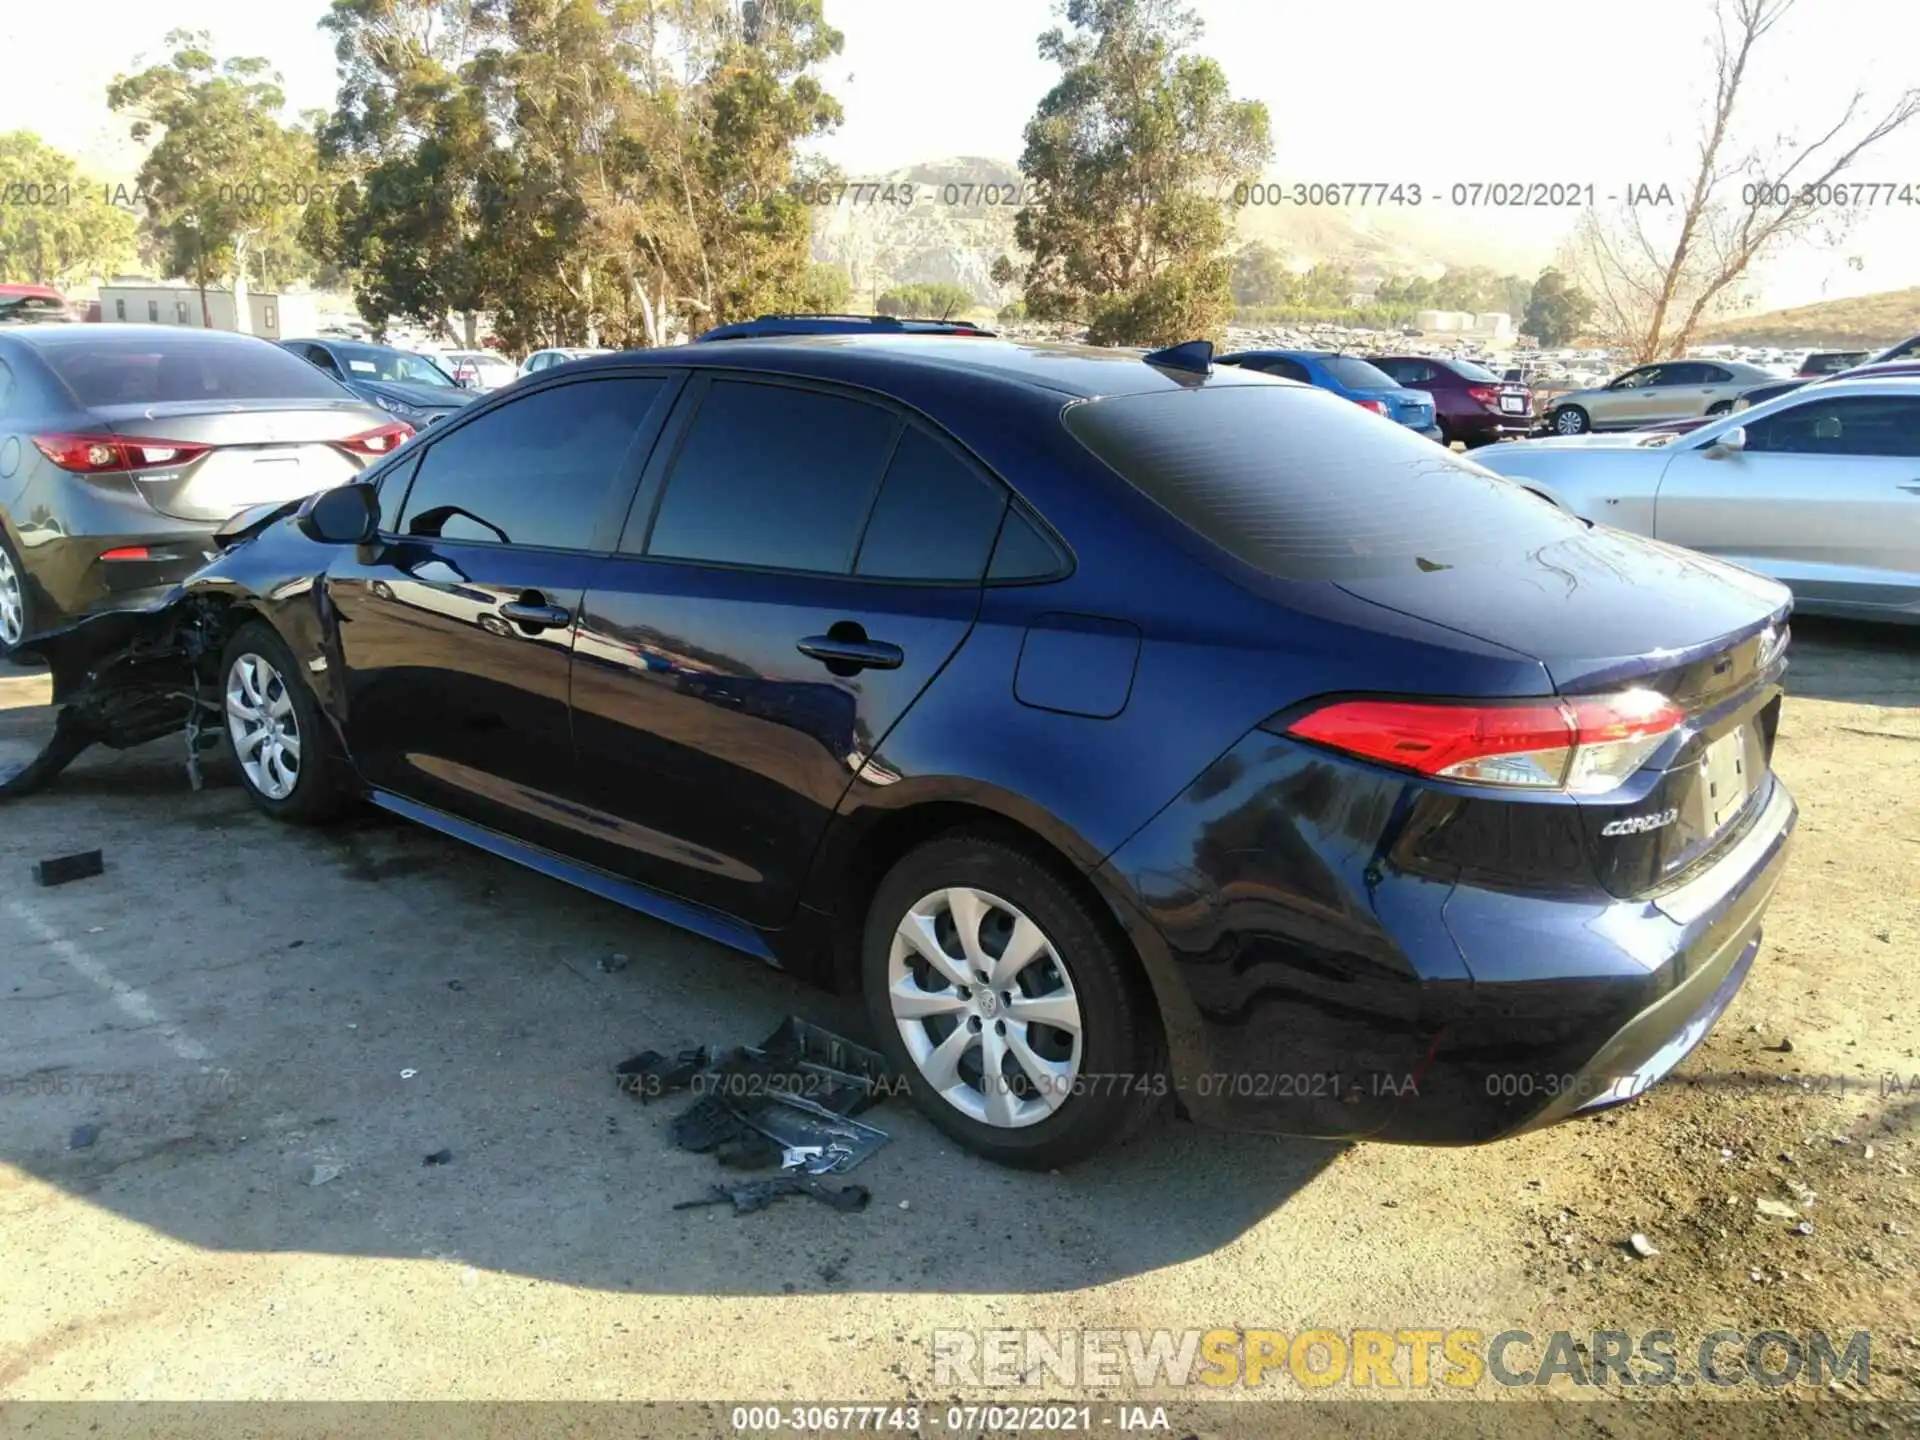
[1142,339,1213,374]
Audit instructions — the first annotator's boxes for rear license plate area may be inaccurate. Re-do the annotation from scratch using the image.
[1500,396,1526,413]
[1694,725,1758,839]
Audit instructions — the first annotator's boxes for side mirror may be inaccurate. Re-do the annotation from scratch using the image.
[298,483,381,545]
[1704,426,1747,459]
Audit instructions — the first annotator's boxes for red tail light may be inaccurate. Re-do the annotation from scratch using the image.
[1282,690,1686,795]
[33,433,211,473]
[1354,398,1388,415]
[1466,385,1500,404]
[99,546,152,561]
[336,421,415,456]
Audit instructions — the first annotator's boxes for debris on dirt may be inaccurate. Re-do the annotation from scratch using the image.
[673,1177,871,1216]
[616,1018,897,1193]
[306,1163,342,1187]
[1628,1233,1660,1258]
[598,952,630,974]
[424,1149,453,1166]
[1792,1221,1815,1236]
[447,980,464,991]
[715,1134,782,1170]
[399,1069,417,1080]
[1756,1197,1800,1219]
[1771,1037,1795,1053]
[33,849,105,886]
[69,1123,98,1149]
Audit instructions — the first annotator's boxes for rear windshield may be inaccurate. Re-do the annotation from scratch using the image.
[1319,355,1397,389]
[1448,358,1500,382]
[41,335,350,406]
[1063,384,1583,581]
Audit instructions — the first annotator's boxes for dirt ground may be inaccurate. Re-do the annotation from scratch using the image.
[0,618,1915,1433]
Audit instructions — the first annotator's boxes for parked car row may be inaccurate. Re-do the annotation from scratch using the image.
[11,316,1799,1173]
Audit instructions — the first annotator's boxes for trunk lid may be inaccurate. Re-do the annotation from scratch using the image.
[1331,528,1790,693]
[101,400,382,522]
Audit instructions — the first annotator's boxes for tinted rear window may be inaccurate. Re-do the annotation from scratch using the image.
[40,335,350,406]
[1063,385,1583,581]
[1319,355,1397,389]
[1448,358,1500,382]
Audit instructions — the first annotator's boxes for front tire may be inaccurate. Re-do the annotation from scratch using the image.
[862,833,1164,1169]
[221,621,353,824]
[1551,405,1590,435]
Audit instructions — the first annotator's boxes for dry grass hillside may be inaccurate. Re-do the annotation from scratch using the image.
[1701,286,1920,346]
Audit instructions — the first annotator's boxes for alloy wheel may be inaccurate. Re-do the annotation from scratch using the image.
[887,886,1084,1128]
[0,546,24,647]
[1554,408,1587,435]
[226,652,302,801]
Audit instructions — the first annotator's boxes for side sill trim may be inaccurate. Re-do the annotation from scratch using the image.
[367,790,778,964]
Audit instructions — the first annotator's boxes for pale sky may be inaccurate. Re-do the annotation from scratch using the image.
[6,0,1917,308]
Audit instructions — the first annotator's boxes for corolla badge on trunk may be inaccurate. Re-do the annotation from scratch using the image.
[1601,807,1680,837]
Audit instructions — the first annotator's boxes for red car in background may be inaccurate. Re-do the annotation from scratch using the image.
[1367,354,1534,447]
[0,283,76,324]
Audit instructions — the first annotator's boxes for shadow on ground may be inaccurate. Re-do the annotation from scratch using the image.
[1,726,1340,1299]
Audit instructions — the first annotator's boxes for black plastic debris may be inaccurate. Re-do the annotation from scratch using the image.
[69,1124,99,1150]
[424,1148,453,1166]
[618,1017,897,1191]
[674,1176,871,1216]
[33,850,104,887]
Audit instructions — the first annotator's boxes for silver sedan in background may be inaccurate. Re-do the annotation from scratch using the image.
[1477,376,1920,624]
[1543,359,1778,434]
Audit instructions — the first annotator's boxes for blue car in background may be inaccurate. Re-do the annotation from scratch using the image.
[1219,349,1442,439]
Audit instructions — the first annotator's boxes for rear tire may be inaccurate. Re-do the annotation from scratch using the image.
[220,620,354,824]
[862,833,1165,1169]
[1551,405,1590,435]
[0,528,35,656]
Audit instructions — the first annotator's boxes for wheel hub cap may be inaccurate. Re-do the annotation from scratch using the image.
[225,652,302,801]
[0,548,23,647]
[887,886,1083,1129]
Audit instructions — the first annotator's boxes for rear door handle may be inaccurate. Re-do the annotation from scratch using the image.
[797,635,903,672]
[500,598,572,629]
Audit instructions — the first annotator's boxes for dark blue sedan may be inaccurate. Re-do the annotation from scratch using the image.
[1219,348,1442,439]
[278,338,477,429]
[11,331,1797,1169]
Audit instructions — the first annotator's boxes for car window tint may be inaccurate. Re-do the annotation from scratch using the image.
[1252,357,1309,382]
[644,381,900,572]
[855,427,1007,581]
[1698,364,1731,382]
[988,506,1065,581]
[1065,386,1583,582]
[1321,355,1397,389]
[1744,395,1920,457]
[398,377,664,549]
[377,449,423,532]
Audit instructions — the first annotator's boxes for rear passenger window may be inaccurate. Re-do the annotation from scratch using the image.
[399,377,665,549]
[854,428,1006,582]
[645,380,900,573]
[988,506,1065,581]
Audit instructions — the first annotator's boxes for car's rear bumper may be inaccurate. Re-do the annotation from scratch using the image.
[14,528,218,632]
[1096,729,1797,1145]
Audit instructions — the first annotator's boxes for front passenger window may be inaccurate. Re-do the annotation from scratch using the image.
[398,377,666,549]
[1746,396,1920,457]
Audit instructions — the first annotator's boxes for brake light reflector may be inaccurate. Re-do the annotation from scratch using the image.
[337,421,414,455]
[98,546,151,561]
[1466,384,1500,404]
[1282,690,1685,795]
[1354,398,1388,415]
[32,433,210,473]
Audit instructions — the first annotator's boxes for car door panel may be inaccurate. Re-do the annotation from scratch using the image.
[565,376,1006,927]
[328,372,680,847]
[1654,394,1920,608]
[570,567,980,925]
